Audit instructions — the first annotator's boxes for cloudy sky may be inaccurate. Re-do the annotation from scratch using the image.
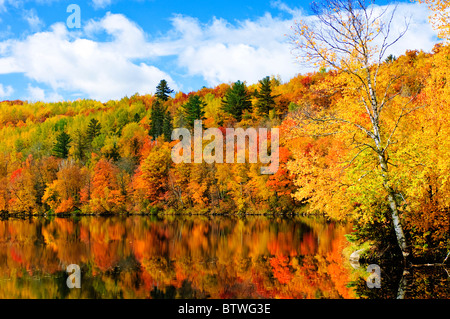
[0,0,440,102]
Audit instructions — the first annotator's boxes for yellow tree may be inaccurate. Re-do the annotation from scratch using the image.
[415,0,450,40]
[289,0,421,260]
[42,159,88,214]
[132,140,172,210]
[395,45,450,260]
[8,155,38,213]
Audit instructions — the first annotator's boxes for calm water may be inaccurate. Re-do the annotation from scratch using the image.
[0,216,448,299]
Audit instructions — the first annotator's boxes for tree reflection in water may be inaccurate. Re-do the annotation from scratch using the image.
[350,264,450,299]
[0,216,447,299]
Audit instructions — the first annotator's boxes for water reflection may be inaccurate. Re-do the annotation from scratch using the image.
[352,265,450,299]
[0,216,355,299]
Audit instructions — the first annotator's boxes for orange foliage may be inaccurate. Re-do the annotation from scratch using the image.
[90,159,125,214]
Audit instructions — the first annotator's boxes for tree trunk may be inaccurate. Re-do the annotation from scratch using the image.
[378,153,410,260]
[396,270,409,299]
[368,86,410,261]
[387,189,409,258]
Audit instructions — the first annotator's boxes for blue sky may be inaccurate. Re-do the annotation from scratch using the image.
[0,0,440,102]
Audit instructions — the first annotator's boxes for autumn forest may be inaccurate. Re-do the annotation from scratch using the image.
[0,0,449,299]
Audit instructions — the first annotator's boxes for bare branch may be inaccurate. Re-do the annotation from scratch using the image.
[341,146,370,171]
[378,72,406,113]
[303,109,376,140]
[443,251,450,264]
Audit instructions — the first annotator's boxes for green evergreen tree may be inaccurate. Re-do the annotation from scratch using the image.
[255,76,279,116]
[86,118,102,143]
[73,129,88,161]
[53,131,72,159]
[182,95,206,129]
[150,99,167,140]
[221,80,252,122]
[385,54,397,63]
[162,111,173,142]
[155,79,174,101]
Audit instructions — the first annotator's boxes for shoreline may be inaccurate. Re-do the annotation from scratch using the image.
[0,210,329,219]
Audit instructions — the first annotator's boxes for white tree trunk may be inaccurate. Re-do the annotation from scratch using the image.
[377,145,409,259]
[387,190,409,257]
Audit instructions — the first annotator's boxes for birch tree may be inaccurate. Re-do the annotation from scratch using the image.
[289,0,420,260]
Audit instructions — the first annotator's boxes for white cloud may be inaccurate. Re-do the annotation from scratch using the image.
[0,56,20,73]
[270,0,303,16]
[166,13,299,86]
[23,8,44,31]
[84,13,149,58]
[0,15,177,101]
[26,84,63,102]
[0,0,24,12]
[0,83,13,98]
[159,2,438,87]
[385,3,439,57]
[92,0,112,9]
[0,2,440,102]
[289,2,438,66]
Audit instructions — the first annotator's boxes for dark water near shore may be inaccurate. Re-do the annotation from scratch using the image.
[0,216,448,299]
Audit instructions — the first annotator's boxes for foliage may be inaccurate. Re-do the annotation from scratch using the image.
[255,76,278,116]
[155,79,174,102]
[221,80,253,122]
[415,0,450,40]
[87,118,102,143]
[52,131,72,159]
[181,95,206,129]
[150,100,167,140]
[288,0,423,259]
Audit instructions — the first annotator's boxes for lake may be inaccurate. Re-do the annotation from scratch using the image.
[0,215,448,299]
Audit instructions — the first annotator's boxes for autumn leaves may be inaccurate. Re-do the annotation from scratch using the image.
[287,0,450,262]
[0,0,448,264]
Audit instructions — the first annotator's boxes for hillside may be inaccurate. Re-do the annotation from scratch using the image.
[1,44,449,262]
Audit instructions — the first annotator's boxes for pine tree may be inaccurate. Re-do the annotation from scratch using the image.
[73,129,88,161]
[53,131,72,159]
[162,111,173,142]
[155,79,174,101]
[222,80,253,122]
[182,95,206,129]
[255,76,278,116]
[150,100,165,140]
[86,118,102,143]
